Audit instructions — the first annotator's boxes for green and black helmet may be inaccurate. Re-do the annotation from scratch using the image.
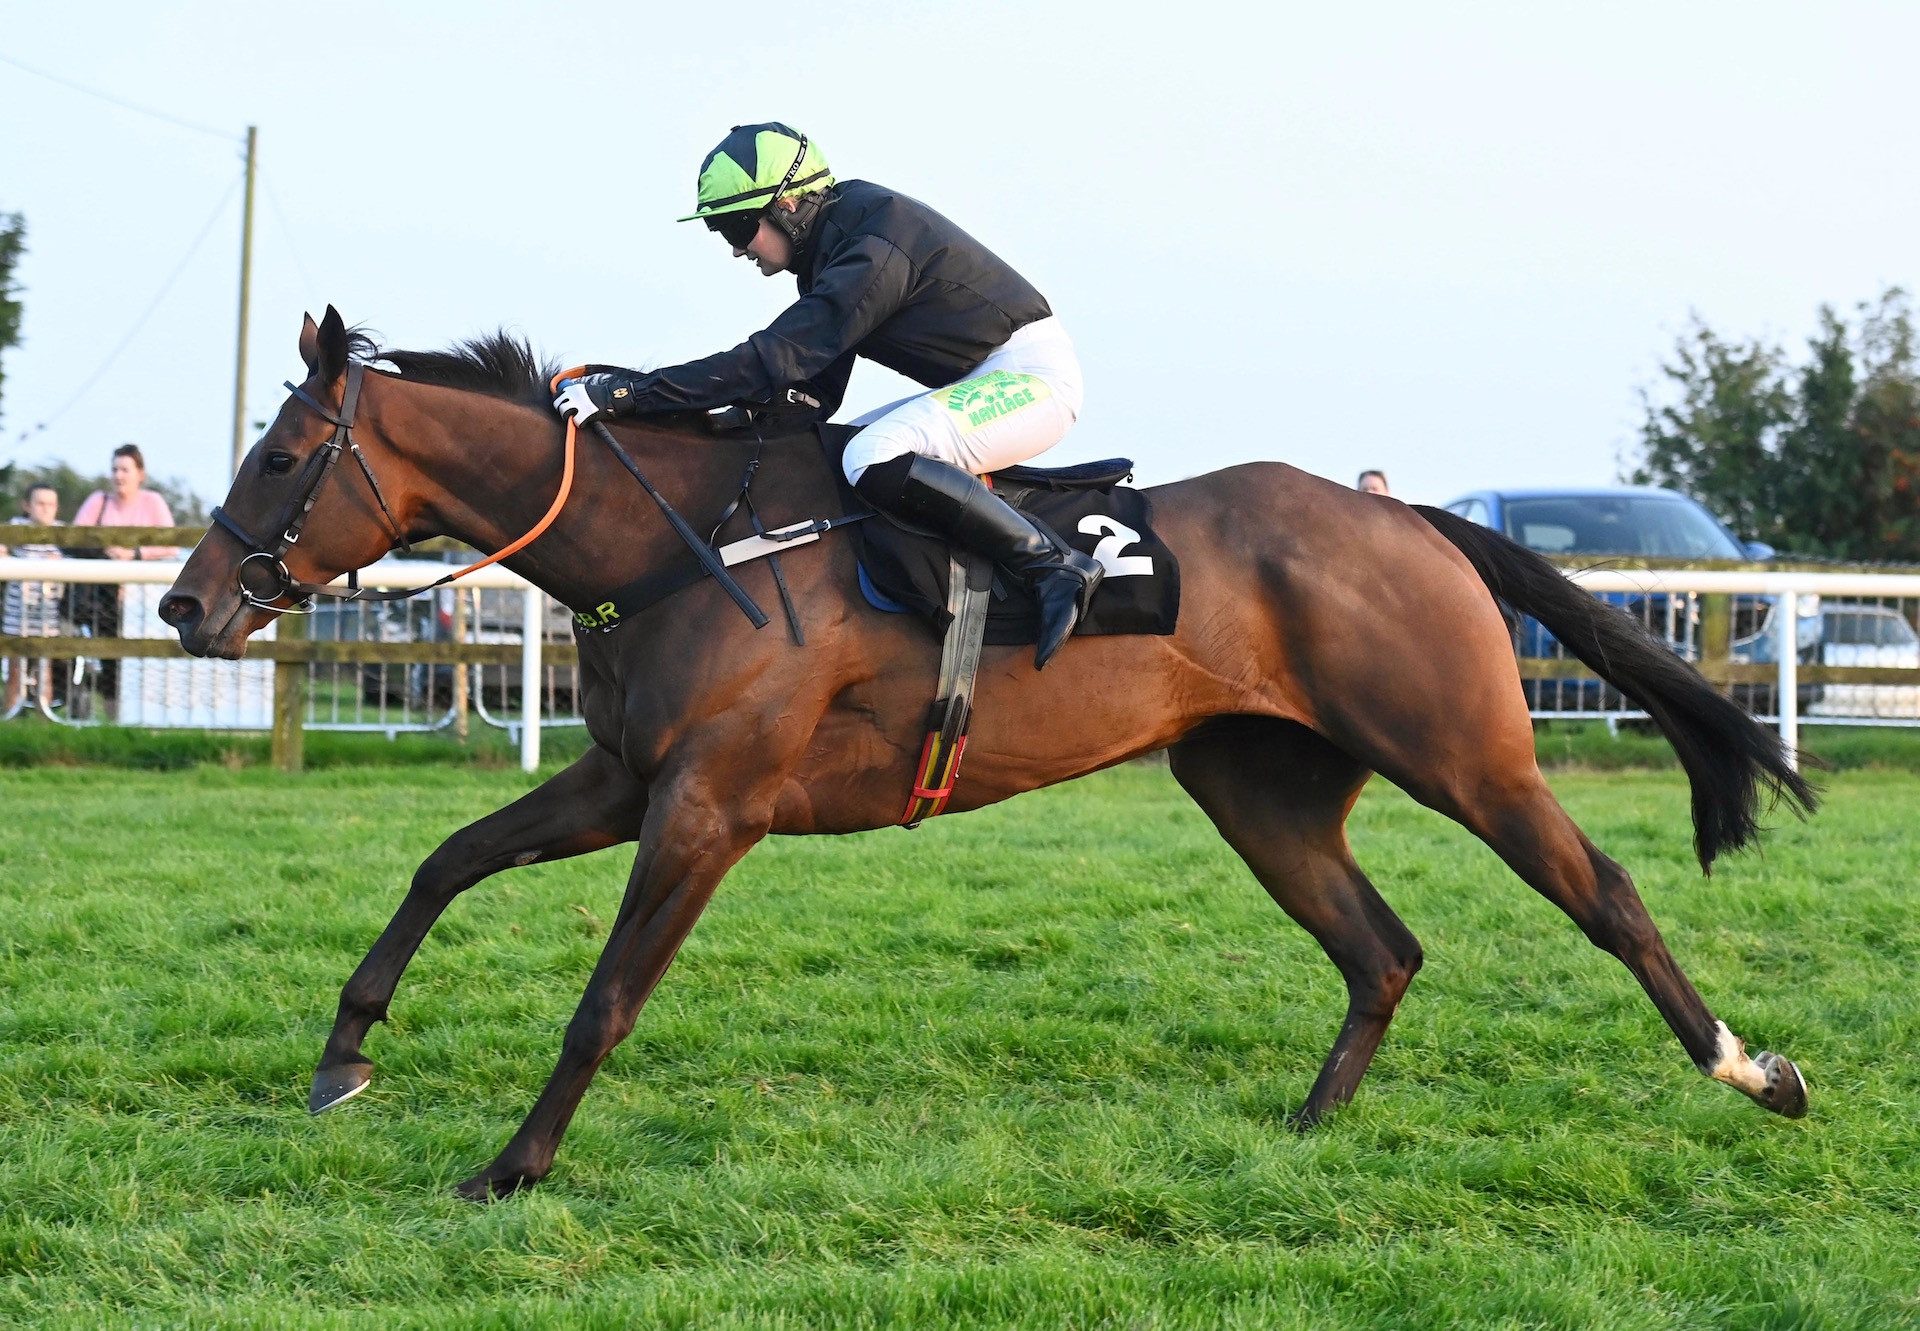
[679,123,835,246]
[679,123,834,222]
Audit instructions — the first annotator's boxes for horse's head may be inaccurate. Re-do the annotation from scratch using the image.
[163,307,417,658]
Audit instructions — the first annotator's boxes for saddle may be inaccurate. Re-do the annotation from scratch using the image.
[816,422,1182,827]
[815,424,1181,644]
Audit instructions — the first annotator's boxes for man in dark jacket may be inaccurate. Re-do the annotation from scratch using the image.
[553,123,1101,668]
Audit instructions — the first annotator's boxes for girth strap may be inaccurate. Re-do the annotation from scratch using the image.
[712,447,804,645]
[901,551,993,827]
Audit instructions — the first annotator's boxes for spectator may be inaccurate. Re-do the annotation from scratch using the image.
[70,444,176,707]
[73,443,176,560]
[2,483,65,713]
[1357,469,1391,496]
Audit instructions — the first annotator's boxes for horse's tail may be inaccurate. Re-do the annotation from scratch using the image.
[1412,503,1817,871]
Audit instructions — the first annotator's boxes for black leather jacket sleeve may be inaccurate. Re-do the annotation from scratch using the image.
[622,234,914,414]
[808,351,856,418]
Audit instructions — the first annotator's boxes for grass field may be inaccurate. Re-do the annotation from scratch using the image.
[2,757,1918,1328]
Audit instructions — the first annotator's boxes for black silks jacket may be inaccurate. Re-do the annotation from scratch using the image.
[620,180,1052,417]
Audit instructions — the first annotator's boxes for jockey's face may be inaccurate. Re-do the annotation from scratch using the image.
[732,197,798,276]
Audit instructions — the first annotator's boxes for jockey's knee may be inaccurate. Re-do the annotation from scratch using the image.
[842,430,920,487]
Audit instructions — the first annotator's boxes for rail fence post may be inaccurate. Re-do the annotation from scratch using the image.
[1699,594,1731,695]
[1775,589,1800,768]
[451,588,470,743]
[272,611,307,773]
[520,587,542,773]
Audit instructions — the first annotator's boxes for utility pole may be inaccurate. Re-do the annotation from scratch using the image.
[230,125,258,478]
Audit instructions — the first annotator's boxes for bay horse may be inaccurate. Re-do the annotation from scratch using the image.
[162,309,1816,1200]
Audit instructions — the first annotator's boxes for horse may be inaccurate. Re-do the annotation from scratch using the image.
[161,308,1817,1200]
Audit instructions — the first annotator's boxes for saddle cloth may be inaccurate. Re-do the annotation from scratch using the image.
[819,424,1181,646]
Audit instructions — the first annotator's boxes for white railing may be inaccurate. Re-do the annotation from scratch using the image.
[1563,569,1920,766]
[0,556,544,592]
[0,557,551,771]
[8,560,1920,770]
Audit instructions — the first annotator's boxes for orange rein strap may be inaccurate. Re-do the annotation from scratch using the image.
[434,372,580,583]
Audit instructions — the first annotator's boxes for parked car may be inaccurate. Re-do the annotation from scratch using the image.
[1807,604,1920,720]
[405,577,580,716]
[1439,487,1822,713]
[305,556,580,717]
[308,595,438,708]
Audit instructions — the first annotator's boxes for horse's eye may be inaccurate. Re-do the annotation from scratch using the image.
[263,451,297,475]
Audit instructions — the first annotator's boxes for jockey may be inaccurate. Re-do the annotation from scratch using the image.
[553,123,1102,668]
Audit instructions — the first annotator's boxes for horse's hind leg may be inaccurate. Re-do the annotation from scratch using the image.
[311,745,647,1113]
[1169,718,1423,1127]
[1443,770,1808,1118]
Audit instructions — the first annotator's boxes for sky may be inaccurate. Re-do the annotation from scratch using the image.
[2,1,1916,513]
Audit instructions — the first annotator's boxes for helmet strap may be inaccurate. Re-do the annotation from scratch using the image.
[767,133,810,207]
[768,189,828,255]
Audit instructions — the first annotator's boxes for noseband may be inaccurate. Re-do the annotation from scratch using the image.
[209,362,416,612]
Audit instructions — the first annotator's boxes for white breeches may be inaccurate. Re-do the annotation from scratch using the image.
[841,315,1084,484]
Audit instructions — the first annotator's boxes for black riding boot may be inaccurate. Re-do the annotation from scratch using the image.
[856,454,1103,669]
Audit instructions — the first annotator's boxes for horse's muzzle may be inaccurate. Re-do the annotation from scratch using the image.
[158,589,252,659]
[158,592,202,635]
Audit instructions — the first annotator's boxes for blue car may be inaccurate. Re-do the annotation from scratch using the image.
[1438,487,1821,713]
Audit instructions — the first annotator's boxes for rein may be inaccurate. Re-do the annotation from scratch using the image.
[209,362,766,631]
[210,362,579,612]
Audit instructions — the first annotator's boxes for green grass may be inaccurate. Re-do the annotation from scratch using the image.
[0,713,597,771]
[2,761,1918,1328]
[5,714,1918,777]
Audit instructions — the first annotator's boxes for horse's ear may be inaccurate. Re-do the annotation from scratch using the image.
[315,306,350,385]
[298,312,320,375]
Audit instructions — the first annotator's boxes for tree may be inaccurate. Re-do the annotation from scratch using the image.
[1629,320,1791,544]
[1627,288,1920,562]
[1848,291,1920,559]
[0,211,22,428]
[1773,307,1858,554]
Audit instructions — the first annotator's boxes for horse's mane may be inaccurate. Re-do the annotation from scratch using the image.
[348,327,716,432]
[351,329,560,412]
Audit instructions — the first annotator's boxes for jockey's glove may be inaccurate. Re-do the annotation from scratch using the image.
[552,371,649,424]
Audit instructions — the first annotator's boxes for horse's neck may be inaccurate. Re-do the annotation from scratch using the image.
[404,397,753,609]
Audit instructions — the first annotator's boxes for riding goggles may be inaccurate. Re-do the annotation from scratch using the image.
[707,209,766,248]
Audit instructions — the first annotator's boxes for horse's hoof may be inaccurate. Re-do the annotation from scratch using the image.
[309,1061,374,1115]
[1750,1051,1809,1119]
[454,1167,540,1203]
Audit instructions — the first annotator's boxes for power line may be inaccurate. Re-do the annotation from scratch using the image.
[0,50,237,143]
[8,172,244,455]
[258,166,319,297]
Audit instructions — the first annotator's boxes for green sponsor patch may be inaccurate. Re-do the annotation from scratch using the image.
[933,371,1051,434]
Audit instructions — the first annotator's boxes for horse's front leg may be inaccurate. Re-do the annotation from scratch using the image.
[312,745,648,1113]
[455,761,778,1200]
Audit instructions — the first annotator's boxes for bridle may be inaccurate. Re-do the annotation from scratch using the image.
[210,363,414,611]
[208,361,577,613]
[204,360,767,632]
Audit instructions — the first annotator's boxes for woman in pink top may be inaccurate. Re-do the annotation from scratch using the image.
[73,443,176,560]
[70,444,175,710]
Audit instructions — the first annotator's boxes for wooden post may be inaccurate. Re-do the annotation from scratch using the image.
[519,587,542,773]
[1699,593,1732,693]
[232,125,258,479]
[451,588,469,743]
[272,611,306,773]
